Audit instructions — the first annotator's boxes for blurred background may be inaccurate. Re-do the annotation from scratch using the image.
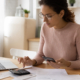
[0,0,80,58]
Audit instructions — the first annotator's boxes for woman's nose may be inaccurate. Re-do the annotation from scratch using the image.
[43,16,48,22]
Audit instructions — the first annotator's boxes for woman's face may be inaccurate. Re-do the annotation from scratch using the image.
[40,5,64,28]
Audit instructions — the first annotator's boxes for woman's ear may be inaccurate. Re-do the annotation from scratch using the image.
[59,10,65,18]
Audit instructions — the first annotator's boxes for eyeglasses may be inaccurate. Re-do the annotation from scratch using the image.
[39,12,56,20]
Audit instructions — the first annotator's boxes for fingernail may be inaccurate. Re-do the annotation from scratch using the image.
[23,65,24,68]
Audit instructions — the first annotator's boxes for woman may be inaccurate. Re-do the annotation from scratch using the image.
[18,0,80,69]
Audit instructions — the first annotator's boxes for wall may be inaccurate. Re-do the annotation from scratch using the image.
[67,0,80,7]
[29,0,33,18]
[0,0,5,56]
[67,0,80,24]
[18,0,29,10]
[18,0,32,17]
[5,0,18,16]
[18,0,33,18]
[73,8,80,24]
[2,0,18,57]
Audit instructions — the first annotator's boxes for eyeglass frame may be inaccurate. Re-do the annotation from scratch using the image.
[39,12,56,20]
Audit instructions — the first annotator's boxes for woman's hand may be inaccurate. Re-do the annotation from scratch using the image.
[47,58,71,68]
[47,61,60,68]
[18,56,36,68]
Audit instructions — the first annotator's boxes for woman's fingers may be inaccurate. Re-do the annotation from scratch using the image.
[23,61,25,68]
[56,58,71,67]
[24,56,30,62]
[18,57,23,64]
[23,56,29,67]
[18,56,32,67]
[56,59,63,63]
[26,59,32,66]
[50,61,60,68]
[47,61,60,68]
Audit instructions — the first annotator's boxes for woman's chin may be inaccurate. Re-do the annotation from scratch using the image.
[48,24,53,28]
[46,23,53,28]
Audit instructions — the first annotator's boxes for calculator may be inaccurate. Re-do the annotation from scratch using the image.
[9,69,30,75]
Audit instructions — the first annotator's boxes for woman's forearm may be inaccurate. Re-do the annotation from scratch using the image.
[69,60,80,69]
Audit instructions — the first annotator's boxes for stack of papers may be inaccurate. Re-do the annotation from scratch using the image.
[27,67,80,80]
[36,69,68,75]
[0,73,11,79]
[0,67,80,80]
[12,74,36,80]
[36,75,80,80]
[0,71,36,80]
[27,67,68,80]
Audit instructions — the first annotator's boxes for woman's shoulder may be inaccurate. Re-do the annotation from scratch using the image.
[41,22,48,28]
[69,22,80,35]
[69,22,80,29]
[65,22,80,33]
[41,22,49,31]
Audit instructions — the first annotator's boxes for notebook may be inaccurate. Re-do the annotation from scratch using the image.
[0,60,18,70]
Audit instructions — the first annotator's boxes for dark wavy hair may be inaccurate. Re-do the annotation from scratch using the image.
[39,0,75,22]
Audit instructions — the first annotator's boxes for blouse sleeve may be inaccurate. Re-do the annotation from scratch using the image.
[69,26,80,69]
[33,23,45,65]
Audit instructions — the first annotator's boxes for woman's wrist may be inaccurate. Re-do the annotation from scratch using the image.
[67,61,71,67]
[32,59,37,66]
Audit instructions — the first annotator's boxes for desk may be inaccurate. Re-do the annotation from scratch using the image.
[0,57,80,80]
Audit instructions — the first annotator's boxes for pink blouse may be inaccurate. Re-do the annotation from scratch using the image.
[34,22,80,69]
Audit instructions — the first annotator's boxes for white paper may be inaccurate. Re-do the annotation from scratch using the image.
[27,77,36,80]
[26,67,43,74]
[12,74,36,80]
[68,75,80,80]
[12,78,27,80]
[0,71,35,80]
[25,65,33,68]
[27,67,68,75]
[36,69,68,76]
[27,67,68,80]
[36,75,80,80]
[0,66,33,79]
[1,67,80,80]
[52,75,80,80]
[0,73,11,79]
[36,75,52,80]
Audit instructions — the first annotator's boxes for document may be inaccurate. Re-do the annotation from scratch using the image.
[0,71,35,80]
[36,75,52,80]
[0,73,11,79]
[36,69,68,75]
[27,67,67,75]
[27,67,80,80]
[27,67,68,80]
[35,68,68,80]
[36,75,80,80]
[1,67,80,80]
[12,74,36,80]
[0,65,33,79]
